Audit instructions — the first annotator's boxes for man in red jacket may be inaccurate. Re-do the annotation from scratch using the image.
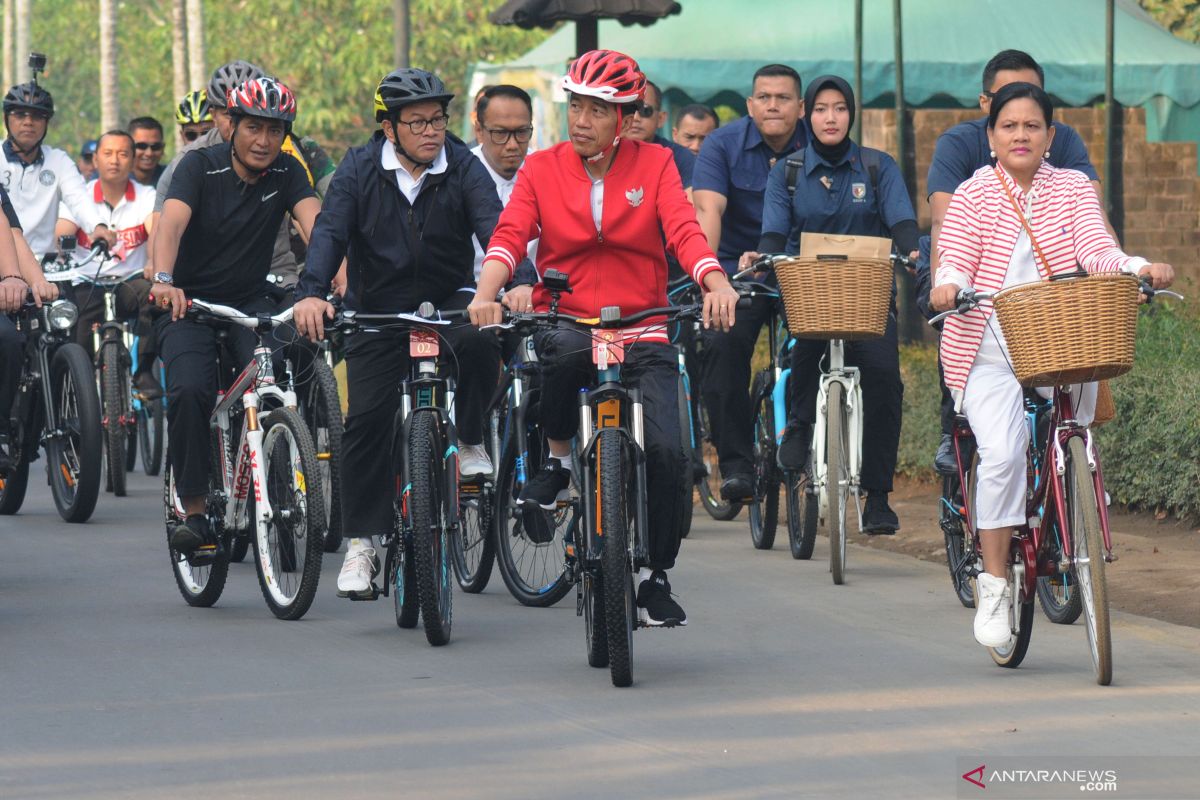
[469,50,740,627]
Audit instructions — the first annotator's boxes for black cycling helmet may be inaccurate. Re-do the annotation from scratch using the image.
[3,81,54,118]
[373,68,454,123]
[207,60,265,109]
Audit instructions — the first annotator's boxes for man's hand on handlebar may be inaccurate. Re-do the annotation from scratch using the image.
[930,283,960,313]
[151,284,189,321]
[294,296,335,342]
[0,275,27,311]
[89,225,115,249]
[468,293,504,328]
[501,284,534,314]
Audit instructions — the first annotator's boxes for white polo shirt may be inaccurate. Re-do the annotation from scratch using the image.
[381,142,447,205]
[470,143,538,282]
[57,178,155,279]
[1,142,103,257]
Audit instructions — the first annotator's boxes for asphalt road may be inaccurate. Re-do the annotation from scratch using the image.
[2,470,1198,800]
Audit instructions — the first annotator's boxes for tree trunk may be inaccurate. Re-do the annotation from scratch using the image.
[14,0,27,83]
[2,0,13,92]
[99,0,118,130]
[172,0,187,104]
[393,0,410,68]
[185,0,205,90]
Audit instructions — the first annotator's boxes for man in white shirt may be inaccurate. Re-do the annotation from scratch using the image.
[56,130,159,397]
[1,80,113,265]
[470,85,537,306]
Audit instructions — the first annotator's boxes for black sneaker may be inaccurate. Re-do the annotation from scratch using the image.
[135,371,163,400]
[636,570,687,627]
[170,513,211,554]
[862,493,899,535]
[934,433,957,475]
[519,461,571,510]
[720,472,753,501]
[776,423,811,471]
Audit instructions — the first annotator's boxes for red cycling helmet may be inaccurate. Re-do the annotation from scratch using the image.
[560,50,645,105]
[227,76,297,124]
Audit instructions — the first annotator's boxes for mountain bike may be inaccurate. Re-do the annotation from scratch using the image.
[130,334,164,477]
[162,299,325,620]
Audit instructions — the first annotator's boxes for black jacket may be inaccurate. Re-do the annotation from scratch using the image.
[298,131,503,312]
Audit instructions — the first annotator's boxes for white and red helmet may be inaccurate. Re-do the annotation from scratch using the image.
[561,49,646,105]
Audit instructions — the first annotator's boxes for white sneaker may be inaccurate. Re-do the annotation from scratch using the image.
[459,443,493,478]
[974,572,1013,648]
[336,542,379,598]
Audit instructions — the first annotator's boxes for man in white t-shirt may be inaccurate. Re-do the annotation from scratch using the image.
[470,85,537,307]
[56,130,159,396]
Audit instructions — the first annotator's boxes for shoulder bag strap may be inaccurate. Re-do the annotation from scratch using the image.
[994,166,1052,281]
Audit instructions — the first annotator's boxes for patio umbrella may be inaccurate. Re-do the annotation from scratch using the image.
[489,0,682,56]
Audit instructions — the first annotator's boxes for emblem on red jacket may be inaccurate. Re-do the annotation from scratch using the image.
[625,186,644,207]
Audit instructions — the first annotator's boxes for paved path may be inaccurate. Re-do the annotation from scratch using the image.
[2,472,1198,799]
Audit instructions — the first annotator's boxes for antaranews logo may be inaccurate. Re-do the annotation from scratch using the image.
[957,758,1124,797]
[962,764,986,789]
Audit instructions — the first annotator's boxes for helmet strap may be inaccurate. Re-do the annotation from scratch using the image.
[388,116,436,171]
[585,105,624,165]
[229,117,269,183]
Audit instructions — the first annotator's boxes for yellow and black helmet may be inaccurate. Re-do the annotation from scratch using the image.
[374,68,453,123]
[175,89,212,125]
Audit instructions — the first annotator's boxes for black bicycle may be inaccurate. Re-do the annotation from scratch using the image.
[0,294,102,522]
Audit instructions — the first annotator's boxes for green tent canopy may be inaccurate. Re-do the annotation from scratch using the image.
[474,0,1200,110]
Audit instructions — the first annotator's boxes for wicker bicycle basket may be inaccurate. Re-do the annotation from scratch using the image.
[992,272,1140,387]
[773,256,893,340]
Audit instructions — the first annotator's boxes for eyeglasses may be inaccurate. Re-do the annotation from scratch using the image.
[134,141,165,152]
[10,110,48,122]
[484,126,533,145]
[182,130,201,142]
[636,104,657,118]
[395,114,449,134]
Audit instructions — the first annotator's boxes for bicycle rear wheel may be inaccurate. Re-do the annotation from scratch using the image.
[584,572,608,667]
[253,408,325,620]
[101,342,129,497]
[989,545,1035,669]
[0,408,31,514]
[748,373,780,550]
[408,409,453,646]
[786,473,818,560]
[165,447,229,607]
[1066,436,1112,685]
[47,344,102,523]
[942,454,979,608]
[597,429,634,688]
[1036,516,1083,625]
[393,544,420,628]
[694,392,740,521]
[825,382,848,585]
[675,369,695,539]
[453,478,496,593]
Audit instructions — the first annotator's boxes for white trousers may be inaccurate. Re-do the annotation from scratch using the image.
[961,324,1096,530]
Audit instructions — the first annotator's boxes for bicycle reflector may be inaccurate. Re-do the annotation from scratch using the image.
[45,299,78,331]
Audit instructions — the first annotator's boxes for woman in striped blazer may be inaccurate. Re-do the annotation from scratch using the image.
[929,82,1174,650]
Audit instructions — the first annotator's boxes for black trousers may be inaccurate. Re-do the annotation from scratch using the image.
[534,325,686,571]
[787,310,903,494]
[341,292,501,536]
[156,296,289,498]
[71,278,157,371]
[0,314,22,431]
[699,293,777,477]
[938,353,956,435]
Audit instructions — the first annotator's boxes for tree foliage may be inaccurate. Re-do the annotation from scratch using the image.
[1140,0,1200,42]
[30,0,550,160]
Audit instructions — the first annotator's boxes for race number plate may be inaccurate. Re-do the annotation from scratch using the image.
[591,331,625,368]
[410,329,440,358]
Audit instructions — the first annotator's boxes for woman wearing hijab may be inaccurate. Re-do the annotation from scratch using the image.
[750,74,920,534]
[930,82,1173,649]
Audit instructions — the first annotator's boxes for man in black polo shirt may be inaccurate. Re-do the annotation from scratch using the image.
[152,77,320,555]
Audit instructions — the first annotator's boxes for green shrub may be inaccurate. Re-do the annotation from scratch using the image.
[897,344,943,480]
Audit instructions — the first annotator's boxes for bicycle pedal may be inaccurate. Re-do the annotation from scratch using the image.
[185,545,221,567]
[339,585,381,601]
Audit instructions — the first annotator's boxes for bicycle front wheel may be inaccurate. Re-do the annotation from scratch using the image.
[47,344,102,523]
[408,409,453,646]
[694,391,740,521]
[597,429,634,688]
[101,342,129,497]
[1066,436,1112,685]
[786,474,818,560]
[825,382,848,585]
[253,408,325,620]
[300,357,344,554]
[748,372,780,550]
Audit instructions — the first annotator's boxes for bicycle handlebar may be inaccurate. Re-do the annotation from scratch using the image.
[185,298,296,330]
[927,276,1185,326]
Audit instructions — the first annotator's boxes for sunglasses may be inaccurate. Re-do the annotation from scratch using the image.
[636,104,657,118]
[134,141,165,152]
[182,130,201,142]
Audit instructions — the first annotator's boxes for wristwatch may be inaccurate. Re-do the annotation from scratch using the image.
[153,272,174,285]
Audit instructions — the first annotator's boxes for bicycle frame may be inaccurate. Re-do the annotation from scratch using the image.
[810,340,865,527]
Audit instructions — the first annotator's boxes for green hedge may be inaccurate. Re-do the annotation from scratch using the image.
[896,302,1200,522]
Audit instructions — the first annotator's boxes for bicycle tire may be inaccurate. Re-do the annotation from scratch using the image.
[252,408,325,620]
[826,382,848,585]
[101,342,128,497]
[125,413,138,473]
[409,409,453,646]
[584,572,609,668]
[786,474,818,560]
[394,547,420,628]
[694,393,740,521]
[989,550,1035,669]
[1036,517,1083,625]
[453,479,496,593]
[47,344,102,523]
[1066,436,1112,685]
[675,370,695,539]
[165,449,229,607]
[0,457,29,514]
[301,358,344,553]
[598,429,634,688]
[748,373,780,550]
[139,397,164,476]
[493,399,574,607]
[943,455,978,609]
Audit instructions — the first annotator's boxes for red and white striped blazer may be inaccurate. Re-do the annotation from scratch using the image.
[935,162,1147,391]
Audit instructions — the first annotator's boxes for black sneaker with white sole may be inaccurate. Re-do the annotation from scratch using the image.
[636,570,687,627]
[169,514,210,554]
[519,462,571,510]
